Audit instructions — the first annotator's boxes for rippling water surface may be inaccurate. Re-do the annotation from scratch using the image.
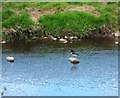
[1,38,118,96]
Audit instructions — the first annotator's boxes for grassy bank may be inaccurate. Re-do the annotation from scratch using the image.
[1,2,118,42]
[2,10,34,28]
[39,11,115,37]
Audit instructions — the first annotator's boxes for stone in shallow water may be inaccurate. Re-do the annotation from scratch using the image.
[0,41,6,44]
[68,57,80,64]
[59,38,68,43]
[6,56,14,63]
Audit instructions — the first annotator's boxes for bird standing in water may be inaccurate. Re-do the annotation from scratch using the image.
[68,49,80,65]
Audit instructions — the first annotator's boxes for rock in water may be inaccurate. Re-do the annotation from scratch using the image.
[68,57,80,64]
[115,41,119,45]
[0,41,6,44]
[6,56,14,63]
[59,38,68,43]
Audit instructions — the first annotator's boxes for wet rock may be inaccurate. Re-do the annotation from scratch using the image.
[114,31,120,37]
[115,41,119,45]
[59,38,68,43]
[64,36,68,39]
[68,57,80,65]
[43,36,48,39]
[0,41,6,44]
[6,56,14,63]
[49,36,57,41]
[69,36,74,40]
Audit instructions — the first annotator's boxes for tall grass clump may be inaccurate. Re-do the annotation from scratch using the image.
[2,10,15,21]
[39,11,113,37]
[2,11,34,28]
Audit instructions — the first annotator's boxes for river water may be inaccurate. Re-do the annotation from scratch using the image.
[0,38,118,96]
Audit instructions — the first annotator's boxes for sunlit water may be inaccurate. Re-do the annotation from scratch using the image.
[1,38,118,96]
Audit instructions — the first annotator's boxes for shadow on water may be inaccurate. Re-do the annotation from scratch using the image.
[2,37,118,53]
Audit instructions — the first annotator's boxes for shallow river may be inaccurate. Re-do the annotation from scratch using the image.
[0,38,118,96]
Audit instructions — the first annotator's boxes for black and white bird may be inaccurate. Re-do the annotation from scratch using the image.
[69,49,79,57]
[68,49,80,65]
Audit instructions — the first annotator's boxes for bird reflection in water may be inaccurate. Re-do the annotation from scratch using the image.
[71,65,77,71]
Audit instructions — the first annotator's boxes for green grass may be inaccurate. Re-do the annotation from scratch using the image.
[2,11,34,28]
[2,2,69,11]
[2,2,33,10]
[39,11,114,37]
[2,10,15,20]
[35,2,68,11]
[67,2,101,6]
[118,2,120,26]
[1,2,118,41]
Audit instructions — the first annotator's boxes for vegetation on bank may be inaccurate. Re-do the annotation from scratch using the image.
[118,2,120,28]
[1,2,118,42]
[2,10,34,28]
[39,11,116,37]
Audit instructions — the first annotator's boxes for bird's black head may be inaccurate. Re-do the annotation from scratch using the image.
[70,49,74,53]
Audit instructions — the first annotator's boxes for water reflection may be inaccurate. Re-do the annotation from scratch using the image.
[2,37,118,53]
[71,65,77,71]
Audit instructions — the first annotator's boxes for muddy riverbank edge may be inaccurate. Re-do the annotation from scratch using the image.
[1,25,120,43]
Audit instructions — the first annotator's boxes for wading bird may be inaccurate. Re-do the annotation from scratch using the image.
[69,49,79,56]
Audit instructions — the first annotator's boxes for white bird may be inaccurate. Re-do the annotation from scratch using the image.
[68,57,80,65]
[6,56,14,63]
